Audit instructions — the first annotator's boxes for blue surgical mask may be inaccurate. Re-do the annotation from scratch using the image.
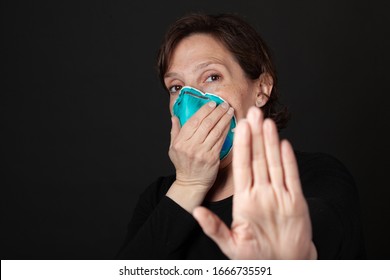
[173,86,236,159]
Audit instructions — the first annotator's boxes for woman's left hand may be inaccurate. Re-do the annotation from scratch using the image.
[193,106,317,259]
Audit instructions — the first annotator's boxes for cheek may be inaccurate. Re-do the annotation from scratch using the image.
[218,89,254,120]
[231,101,248,120]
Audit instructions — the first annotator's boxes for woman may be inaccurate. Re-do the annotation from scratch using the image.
[117,13,365,259]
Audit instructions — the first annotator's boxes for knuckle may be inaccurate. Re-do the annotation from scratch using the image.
[194,151,213,164]
[171,141,182,152]
[185,152,196,161]
[202,118,214,130]
[187,117,199,128]
[210,151,220,162]
[211,127,222,139]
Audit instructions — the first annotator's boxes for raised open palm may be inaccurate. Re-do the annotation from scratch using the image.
[193,107,317,259]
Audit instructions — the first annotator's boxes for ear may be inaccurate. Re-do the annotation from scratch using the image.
[255,73,273,107]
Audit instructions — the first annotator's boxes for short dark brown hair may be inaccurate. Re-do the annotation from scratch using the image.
[156,13,290,129]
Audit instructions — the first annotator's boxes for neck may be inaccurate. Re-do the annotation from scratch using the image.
[205,162,234,202]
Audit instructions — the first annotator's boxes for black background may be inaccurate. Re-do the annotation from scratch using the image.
[2,0,389,259]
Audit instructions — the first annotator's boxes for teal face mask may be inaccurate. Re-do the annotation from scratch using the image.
[172,86,236,160]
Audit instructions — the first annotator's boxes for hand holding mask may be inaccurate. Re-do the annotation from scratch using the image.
[173,86,237,159]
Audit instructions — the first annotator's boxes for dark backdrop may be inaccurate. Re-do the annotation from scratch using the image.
[2,0,389,259]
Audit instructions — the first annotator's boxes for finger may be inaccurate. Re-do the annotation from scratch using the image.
[192,102,230,144]
[263,118,285,191]
[179,101,217,141]
[247,106,269,185]
[281,139,302,199]
[170,116,180,147]
[204,106,234,151]
[233,119,253,193]
[209,118,231,157]
[193,206,233,257]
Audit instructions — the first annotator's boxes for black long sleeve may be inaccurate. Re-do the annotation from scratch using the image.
[298,151,366,259]
[117,151,365,259]
[116,176,199,259]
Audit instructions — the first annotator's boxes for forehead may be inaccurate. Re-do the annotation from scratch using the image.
[167,33,234,71]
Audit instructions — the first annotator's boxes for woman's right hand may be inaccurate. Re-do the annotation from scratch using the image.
[166,101,234,212]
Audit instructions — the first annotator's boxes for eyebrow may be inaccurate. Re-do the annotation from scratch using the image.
[164,61,225,79]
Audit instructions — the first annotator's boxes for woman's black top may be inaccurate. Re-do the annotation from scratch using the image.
[117,151,366,259]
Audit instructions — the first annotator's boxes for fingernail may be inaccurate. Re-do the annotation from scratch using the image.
[227,107,234,115]
[208,101,217,108]
[221,102,228,109]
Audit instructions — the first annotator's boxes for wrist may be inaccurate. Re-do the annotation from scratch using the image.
[166,180,209,213]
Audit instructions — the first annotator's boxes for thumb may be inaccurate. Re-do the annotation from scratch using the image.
[170,116,180,147]
[193,206,233,257]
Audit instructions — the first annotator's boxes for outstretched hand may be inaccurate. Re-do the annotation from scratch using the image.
[193,107,317,259]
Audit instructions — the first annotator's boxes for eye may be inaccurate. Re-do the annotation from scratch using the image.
[168,85,182,94]
[205,74,221,83]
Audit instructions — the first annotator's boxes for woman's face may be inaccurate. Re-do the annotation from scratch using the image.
[164,33,261,120]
